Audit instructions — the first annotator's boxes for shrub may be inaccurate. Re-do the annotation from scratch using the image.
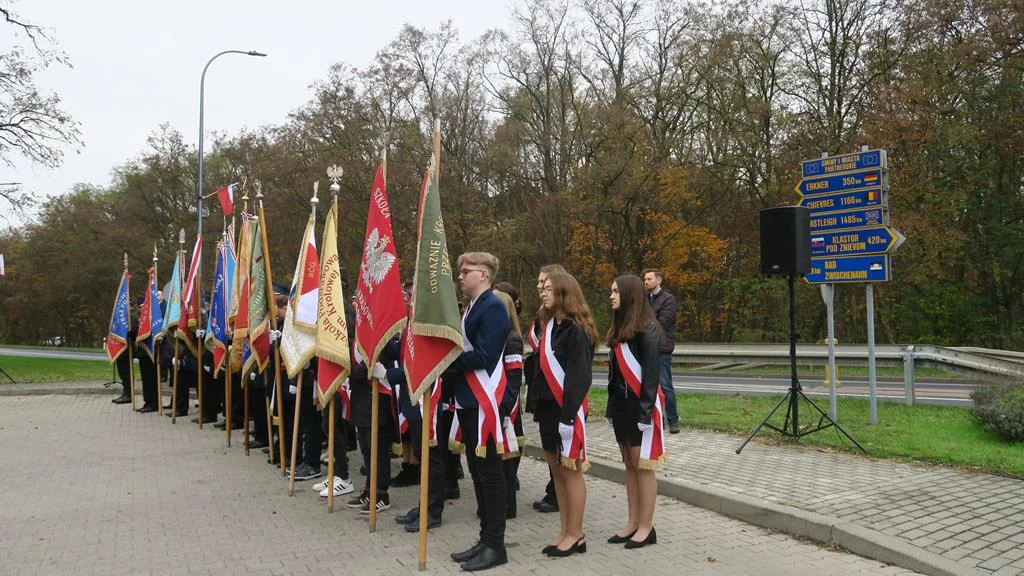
[972,382,1024,442]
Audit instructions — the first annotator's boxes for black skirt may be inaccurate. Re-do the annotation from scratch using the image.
[533,399,562,453]
[610,392,642,447]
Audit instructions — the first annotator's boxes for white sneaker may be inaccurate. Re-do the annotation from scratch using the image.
[313,478,330,492]
[320,477,355,498]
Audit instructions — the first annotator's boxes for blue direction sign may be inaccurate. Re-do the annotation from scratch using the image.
[800,187,884,213]
[810,207,886,233]
[797,168,884,197]
[810,226,905,257]
[805,255,890,284]
[802,149,886,178]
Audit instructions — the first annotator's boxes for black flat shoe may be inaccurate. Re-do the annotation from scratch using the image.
[137,406,158,414]
[534,500,559,513]
[624,527,657,549]
[461,546,507,571]
[545,536,586,557]
[608,529,637,544]
[451,542,485,563]
[395,507,420,525]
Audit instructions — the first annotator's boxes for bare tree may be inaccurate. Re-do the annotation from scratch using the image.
[0,2,81,212]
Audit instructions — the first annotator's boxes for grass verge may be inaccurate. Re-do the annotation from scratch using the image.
[587,389,1024,478]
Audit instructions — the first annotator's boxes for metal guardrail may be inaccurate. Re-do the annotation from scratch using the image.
[528,342,1024,405]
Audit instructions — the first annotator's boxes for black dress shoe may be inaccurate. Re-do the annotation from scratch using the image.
[395,507,420,525]
[249,440,268,449]
[608,529,637,544]
[137,406,158,414]
[404,515,441,532]
[545,536,586,557]
[446,487,461,500]
[461,546,507,571]
[111,395,130,404]
[535,499,559,513]
[624,527,657,549]
[451,542,485,563]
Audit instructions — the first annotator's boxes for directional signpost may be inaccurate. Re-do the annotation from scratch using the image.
[796,147,906,425]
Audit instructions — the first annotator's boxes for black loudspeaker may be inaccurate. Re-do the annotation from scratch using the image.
[760,206,810,275]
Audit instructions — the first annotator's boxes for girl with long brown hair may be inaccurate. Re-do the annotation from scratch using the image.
[533,271,598,558]
[605,274,664,548]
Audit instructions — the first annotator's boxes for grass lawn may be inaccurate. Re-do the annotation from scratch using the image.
[587,389,1024,479]
[0,355,138,384]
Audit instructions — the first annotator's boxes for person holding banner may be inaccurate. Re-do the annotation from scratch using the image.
[534,271,598,559]
[448,252,511,572]
[606,275,664,549]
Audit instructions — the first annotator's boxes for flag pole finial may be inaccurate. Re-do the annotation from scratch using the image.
[253,179,263,201]
[326,165,342,201]
[153,242,158,264]
[311,181,320,207]
[178,228,186,247]
[123,252,128,270]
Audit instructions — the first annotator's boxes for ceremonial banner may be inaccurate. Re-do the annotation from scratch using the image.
[162,252,182,333]
[105,270,131,362]
[177,235,202,355]
[137,267,164,360]
[316,207,351,409]
[230,216,253,372]
[354,164,406,367]
[403,157,463,404]
[206,243,231,374]
[281,214,319,378]
[247,221,270,374]
[216,183,236,216]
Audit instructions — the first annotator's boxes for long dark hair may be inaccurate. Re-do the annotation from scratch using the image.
[607,274,656,346]
[494,281,522,315]
[538,271,600,349]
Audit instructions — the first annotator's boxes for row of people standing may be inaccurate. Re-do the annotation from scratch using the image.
[109,255,675,573]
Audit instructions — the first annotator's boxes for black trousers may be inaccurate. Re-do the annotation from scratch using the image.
[250,377,269,444]
[331,397,350,480]
[300,383,321,469]
[357,421,392,493]
[201,371,223,420]
[229,372,244,424]
[138,352,158,408]
[116,350,132,396]
[443,410,461,493]
[410,415,447,519]
[458,408,506,550]
[174,371,194,415]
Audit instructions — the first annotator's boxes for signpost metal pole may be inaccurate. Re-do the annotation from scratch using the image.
[822,284,838,420]
[866,282,878,424]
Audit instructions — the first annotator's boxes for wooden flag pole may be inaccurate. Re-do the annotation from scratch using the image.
[324,175,340,514]
[196,263,204,430]
[288,372,303,495]
[265,397,275,463]
[256,184,287,475]
[417,119,442,572]
[243,367,251,456]
[417,383,433,571]
[368,149,386,533]
[225,240,233,448]
[124,253,136,411]
[327,398,336,512]
[172,230,185,424]
[154,244,163,416]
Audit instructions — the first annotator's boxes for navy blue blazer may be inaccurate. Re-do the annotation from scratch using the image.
[449,288,511,410]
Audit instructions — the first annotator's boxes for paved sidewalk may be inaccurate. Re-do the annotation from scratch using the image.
[536,418,1024,575]
[0,395,917,576]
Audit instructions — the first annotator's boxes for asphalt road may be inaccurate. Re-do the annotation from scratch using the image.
[1,346,974,406]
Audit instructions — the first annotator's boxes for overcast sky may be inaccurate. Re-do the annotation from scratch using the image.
[5,0,510,221]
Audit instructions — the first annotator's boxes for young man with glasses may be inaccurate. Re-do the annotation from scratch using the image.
[447,252,512,572]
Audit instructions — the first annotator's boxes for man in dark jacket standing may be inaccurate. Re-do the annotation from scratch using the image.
[644,270,680,434]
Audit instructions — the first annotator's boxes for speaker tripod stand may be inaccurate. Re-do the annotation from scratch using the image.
[0,364,14,384]
[736,274,865,454]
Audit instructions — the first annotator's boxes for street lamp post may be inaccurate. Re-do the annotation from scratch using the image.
[197,49,266,239]
[195,49,265,428]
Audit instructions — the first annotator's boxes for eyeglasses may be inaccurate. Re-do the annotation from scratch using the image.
[459,268,485,278]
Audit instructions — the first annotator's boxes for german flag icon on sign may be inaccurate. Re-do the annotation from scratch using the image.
[864,172,879,186]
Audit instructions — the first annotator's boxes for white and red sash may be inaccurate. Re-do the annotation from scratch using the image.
[460,302,508,456]
[448,402,464,454]
[501,353,524,457]
[613,341,666,468]
[539,320,589,471]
